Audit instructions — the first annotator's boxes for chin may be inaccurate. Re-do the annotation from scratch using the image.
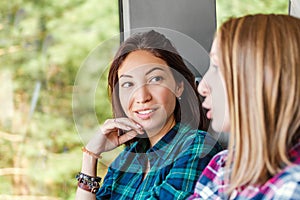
[211,121,223,133]
[145,122,166,134]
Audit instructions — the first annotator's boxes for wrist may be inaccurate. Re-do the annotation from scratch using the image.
[80,148,99,177]
[82,147,102,159]
[85,145,105,155]
[76,172,101,194]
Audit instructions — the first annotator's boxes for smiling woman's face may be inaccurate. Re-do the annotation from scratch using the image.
[117,50,183,136]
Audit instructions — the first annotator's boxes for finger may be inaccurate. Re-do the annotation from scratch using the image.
[114,118,144,134]
[100,119,132,135]
[118,130,138,145]
[102,117,144,135]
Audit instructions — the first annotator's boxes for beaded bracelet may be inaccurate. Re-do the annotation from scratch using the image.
[82,147,102,159]
[76,172,102,194]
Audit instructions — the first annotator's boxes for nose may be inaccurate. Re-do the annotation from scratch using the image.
[197,77,211,97]
[133,85,152,104]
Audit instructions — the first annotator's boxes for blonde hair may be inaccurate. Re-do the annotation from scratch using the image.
[218,14,300,192]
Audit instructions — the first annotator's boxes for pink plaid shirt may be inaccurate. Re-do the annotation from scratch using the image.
[189,141,300,199]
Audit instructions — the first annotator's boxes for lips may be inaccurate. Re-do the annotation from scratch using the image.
[137,109,154,115]
[202,99,212,119]
[206,109,212,119]
[134,108,157,120]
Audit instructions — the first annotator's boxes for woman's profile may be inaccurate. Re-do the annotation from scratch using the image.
[191,14,300,199]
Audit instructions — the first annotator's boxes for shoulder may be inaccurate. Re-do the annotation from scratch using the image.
[270,164,300,199]
[203,150,228,171]
[196,150,228,184]
[273,163,300,186]
[191,150,229,199]
[178,125,219,146]
[176,126,223,155]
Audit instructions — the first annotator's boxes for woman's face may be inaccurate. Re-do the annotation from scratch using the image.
[198,38,230,133]
[117,50,183,136]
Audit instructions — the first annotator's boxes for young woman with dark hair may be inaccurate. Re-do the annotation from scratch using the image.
[75,30,222,200]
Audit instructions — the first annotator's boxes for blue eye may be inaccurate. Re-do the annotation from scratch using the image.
[121,82,133,88]
[149,76,163,83]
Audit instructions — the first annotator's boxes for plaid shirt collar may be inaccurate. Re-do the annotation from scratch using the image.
[132,123,188,161]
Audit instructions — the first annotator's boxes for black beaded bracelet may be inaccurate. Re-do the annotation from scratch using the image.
[76,172,101,194]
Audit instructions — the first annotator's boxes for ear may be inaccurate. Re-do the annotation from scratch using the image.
[175,81,184,97]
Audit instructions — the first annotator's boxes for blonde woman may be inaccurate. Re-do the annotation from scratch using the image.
[190,14,300,199]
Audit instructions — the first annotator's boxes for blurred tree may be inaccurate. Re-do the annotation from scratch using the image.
[0,0,118,199]
[217,0,289,26]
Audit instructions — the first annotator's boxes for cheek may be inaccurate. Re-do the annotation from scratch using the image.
[220,73,230,132]
[211,75,230,132]
[223,92,230,132]
[156,87,176,111]
[119,86,177,116]
[119,90,131,114]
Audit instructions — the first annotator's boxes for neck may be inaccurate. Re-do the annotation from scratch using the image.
[148,116,176,147]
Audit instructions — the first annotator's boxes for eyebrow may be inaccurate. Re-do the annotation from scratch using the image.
[119,67,166,79]
[145,67,165,75]
[119,74,133,79]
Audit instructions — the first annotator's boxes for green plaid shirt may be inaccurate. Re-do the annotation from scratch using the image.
[97,123,222,200]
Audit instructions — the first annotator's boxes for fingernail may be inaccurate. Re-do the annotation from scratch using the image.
[136,123,142,129]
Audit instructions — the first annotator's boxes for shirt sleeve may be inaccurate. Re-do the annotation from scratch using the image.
[96,166,114,200]
[146,133,223,200]
[96,146,130,200]
[272,172,300,200]
[273,181,300,200]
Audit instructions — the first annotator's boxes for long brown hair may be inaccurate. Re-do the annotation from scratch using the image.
[108,30,209,137]
[218,14,300,192]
